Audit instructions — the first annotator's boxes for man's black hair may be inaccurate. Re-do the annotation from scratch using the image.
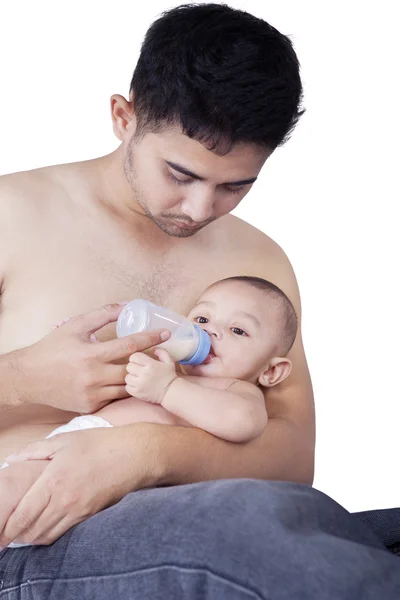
[130,3,305,155]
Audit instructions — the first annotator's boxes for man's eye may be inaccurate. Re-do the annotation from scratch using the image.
[169,172,244,195]
[231,327,247,336]
[226,185,244,195]
[169,172,192,186]
[195,316,208,323]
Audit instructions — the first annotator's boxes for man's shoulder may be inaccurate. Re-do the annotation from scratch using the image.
[0,165,59,218]
[217,214,295,281]
[211,214,300,314]
[0,166,69,279]
[219,214,286,256]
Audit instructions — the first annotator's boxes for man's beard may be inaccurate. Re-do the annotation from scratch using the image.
[142,208,215,238]
[123,143,215,238]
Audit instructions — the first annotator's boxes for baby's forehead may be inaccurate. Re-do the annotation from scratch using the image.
[199,281,260,301]
[195,282,278,313]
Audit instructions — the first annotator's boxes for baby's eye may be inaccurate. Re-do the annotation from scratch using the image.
[195,316,208,324]
[231,327,247,336]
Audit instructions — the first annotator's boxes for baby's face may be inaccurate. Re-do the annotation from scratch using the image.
[183,280,282,384]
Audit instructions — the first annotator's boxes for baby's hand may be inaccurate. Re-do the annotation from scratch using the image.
[125,348,177,404]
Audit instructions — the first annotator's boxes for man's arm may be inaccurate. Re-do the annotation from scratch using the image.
[0,182,26,410]
[0,350,30,410]
[162,377,268,442]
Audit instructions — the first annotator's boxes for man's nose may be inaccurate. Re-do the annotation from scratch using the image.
[181,189,215,222]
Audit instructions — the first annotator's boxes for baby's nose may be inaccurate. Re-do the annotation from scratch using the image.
[204,326,221,339]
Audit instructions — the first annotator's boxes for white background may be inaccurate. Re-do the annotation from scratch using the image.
[0,1,398,512]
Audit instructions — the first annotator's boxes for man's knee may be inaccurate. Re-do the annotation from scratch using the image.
[125,479,316,564]
[129,479,385,557]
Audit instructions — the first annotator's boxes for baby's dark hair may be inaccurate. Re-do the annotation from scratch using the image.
[213,275,298,355]
[130,3,305,155]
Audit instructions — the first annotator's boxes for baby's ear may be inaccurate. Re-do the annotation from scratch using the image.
[258,357,292,387]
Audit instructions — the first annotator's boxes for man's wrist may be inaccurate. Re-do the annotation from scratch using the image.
[131,420,215,488]
[131,422,172,487]
[0,348,34,409]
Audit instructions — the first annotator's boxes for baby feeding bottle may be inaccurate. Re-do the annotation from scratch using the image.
[116,299,211,365]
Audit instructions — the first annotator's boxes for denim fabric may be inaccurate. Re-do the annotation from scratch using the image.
[354,507,400,555]
[0,479,399,599]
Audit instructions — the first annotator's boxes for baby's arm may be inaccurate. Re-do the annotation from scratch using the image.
[93,396,187,427]
[161,378,268,443]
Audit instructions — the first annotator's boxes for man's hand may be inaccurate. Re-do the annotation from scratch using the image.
[14,303,170,413]
[1,425,160,546]
[0,460,49,548]
[126,348,177,404]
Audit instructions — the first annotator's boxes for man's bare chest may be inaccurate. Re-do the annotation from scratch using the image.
[0,227,228,352]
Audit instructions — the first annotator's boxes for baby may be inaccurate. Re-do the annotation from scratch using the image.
[2,274,297,547]
[93,274,297,441]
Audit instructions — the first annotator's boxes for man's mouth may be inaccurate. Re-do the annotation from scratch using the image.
[172,220,200,231]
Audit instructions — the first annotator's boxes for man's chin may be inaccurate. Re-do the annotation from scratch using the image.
[155,218,204,238]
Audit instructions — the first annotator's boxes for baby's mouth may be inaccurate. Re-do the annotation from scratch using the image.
[202,347,216,364]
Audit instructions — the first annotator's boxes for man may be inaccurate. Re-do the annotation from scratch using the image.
[0,3,398,599]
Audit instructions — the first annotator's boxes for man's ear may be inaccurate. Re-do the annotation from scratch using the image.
[258,357,292,387]
[110,93,136,141]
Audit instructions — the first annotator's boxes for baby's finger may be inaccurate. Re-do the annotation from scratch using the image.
[125,384,137,397]
[126,362,141,376]
[153,348,174,364]
[128,352,153,365]
[125,373,138,385]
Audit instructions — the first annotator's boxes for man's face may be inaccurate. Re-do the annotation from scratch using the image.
[123,124,271,237]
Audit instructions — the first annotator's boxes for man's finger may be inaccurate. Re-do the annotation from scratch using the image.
[1,479,51,547]
[6,437,63,463]
[102,385,132,402]
[0,475,22,539]
[30,513,83,546]
[69,303,128,337]
[0,462,49,545]
[14,503,71,547]
[100,329,170,362]
[99,364,131,386]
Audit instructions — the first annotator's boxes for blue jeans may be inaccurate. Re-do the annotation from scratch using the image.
[0,480,399,599]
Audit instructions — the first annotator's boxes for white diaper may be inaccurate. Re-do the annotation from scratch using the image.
[45,414,113,438]
[1,414,113,548]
